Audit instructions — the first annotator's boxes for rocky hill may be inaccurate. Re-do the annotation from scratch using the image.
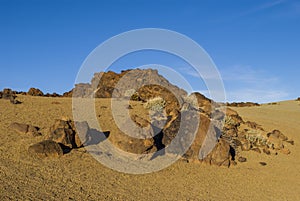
[1,68,294,167]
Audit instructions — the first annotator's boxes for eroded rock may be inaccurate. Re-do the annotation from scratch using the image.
[48,119,89,149]
[10,122,41,137]
[27,88,44,96]
[201,139,231,167]
[28,140,63,158]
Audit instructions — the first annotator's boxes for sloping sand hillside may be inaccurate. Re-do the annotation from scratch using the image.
[0,96,299,200]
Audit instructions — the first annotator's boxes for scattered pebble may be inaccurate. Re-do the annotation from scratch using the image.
[251,147,261,154]
[238,156,247,163]
[259,162,267,166]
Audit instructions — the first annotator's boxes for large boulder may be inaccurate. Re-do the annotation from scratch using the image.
[107,116,156,154]
[28,140,63,158]
[201,139,231,167]
[48,119,90,149]
[184,113,217,160]
[162,111,201,158]
[162,110,231,166]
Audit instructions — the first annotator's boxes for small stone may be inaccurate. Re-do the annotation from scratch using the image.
[286,140,294,145]
[268,135,284,149]
[241,140,251,151]
[238,156,247,163]
[9,96,21,104]
[251,147,261,154]
[267,130,288,141]
[27,125,41,137]
[10,122,28,135]
[259,162,267,166]
[280,148,291,155]
[10,122,40,136]
[263,148,271,155]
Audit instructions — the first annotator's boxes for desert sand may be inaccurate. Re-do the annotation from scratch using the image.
[0,96,299,200]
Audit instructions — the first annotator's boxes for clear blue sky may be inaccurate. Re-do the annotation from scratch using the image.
[1,0,299,103]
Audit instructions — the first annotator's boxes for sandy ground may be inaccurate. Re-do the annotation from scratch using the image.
[0,96,299,200]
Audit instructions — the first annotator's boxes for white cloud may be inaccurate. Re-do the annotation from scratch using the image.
[178,66,221,80]
[226,89,289,103]
[221,65,289,103]
[242,0,287,15]
[220,65,278,84]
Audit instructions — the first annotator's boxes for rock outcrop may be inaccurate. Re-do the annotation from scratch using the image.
[73,69,187,100]
[27,87,44,96]
[220,107,292,163]
[8,68,292,166]
[0,88,21,104]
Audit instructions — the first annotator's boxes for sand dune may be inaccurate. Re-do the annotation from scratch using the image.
[0,96,299,200]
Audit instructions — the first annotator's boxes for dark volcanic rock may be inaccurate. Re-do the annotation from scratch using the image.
[259,162,267,166]
[108,117,156,154]
[201,139,231,167]
[162,109,231,166]
[48,119,89,149]
[50,128,75,149]
[75,69,188,101]
[163,111,200,157]
[238,156,247,163]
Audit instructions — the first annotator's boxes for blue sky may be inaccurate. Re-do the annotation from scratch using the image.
[0,0,299,103]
